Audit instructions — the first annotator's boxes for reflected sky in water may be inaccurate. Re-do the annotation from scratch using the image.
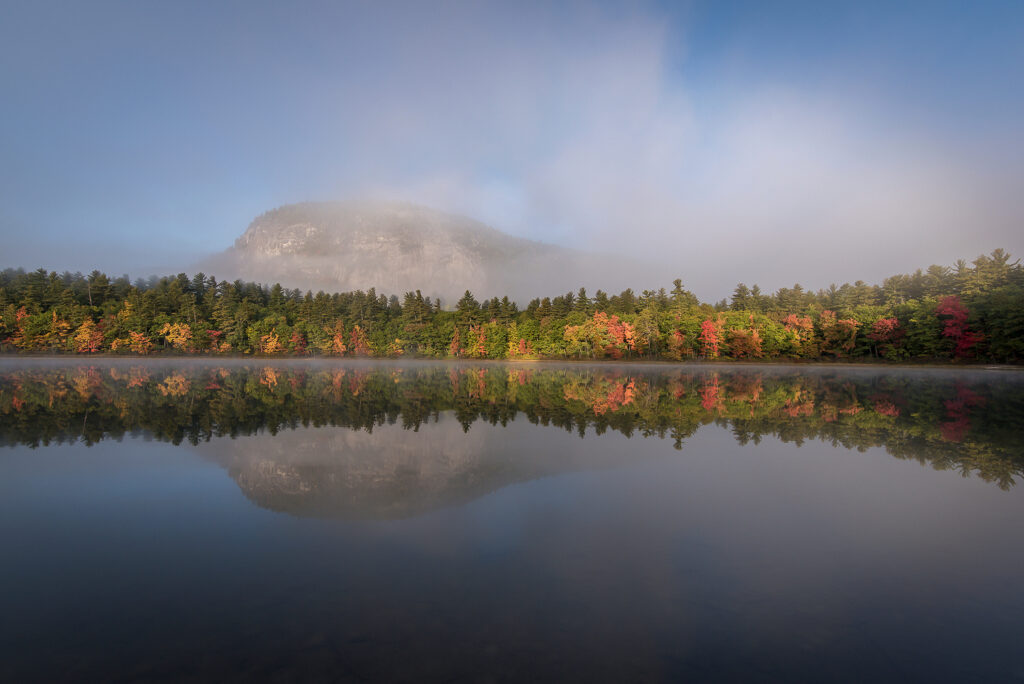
[1,360,1023,682]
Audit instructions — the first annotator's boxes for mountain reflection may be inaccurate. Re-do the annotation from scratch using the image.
[1,361,1022,510]
[201,418,654,519]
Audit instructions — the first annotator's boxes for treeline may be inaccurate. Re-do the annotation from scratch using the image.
[2,364,1020,489]
[1,249,1022,361]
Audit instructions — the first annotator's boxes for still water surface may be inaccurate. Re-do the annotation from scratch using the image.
[1,359,1023,682]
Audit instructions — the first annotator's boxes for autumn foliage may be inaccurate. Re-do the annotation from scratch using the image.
[563,312,638,359]
[159,323,193,352]
[2,364,1018,488]
[465,325,487,358]
[74,320,104,353]
[699,318,724,358]
[818,310,860,357]
[1,248,1021,362]
[727,326,763,359]
[936,296,981,358]
[448,328,462,357]
[867,318,904,357]
[349,325,372,356]
[324,320,348,355]
[664,330,690,361]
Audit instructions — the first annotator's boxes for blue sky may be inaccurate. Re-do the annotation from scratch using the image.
[1,0,1021,299]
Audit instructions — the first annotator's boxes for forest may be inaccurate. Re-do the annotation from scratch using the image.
[1,249,1022,362]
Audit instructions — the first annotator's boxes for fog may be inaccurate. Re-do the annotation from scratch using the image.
[1,1,1021,301]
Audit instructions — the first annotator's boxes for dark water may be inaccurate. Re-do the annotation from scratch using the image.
[2,359,1023,682]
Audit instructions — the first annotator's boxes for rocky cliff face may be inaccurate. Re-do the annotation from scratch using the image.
[203,200,580,302]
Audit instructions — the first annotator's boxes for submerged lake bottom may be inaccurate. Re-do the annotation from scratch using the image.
[1,359,1023,682]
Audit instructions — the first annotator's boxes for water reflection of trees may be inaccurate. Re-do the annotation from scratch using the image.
[1,363,1021,489]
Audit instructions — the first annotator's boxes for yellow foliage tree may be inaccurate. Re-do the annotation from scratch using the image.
[157,373,191,397]
[159,323,193,352]
[45,311,72,350]
[386,338,404,357]
[74,319,104,353]
[260,332,284,354]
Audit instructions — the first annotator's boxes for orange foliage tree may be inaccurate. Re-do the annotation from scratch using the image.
[128,331,154,354]
[349,325,372,356]
[320,320,348,355]
[818,310,860,357]
[698,318,724,358]
[8,307,31,349]
[782,314,815,357]
[449,327,462,357]
[727,327,763,358]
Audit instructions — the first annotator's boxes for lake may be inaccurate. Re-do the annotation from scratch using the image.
[1,359,1023,682]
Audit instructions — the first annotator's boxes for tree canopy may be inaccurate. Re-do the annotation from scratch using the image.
[1,249,1021,362]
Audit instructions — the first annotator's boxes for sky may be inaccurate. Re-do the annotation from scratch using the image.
[1,0,1022,301]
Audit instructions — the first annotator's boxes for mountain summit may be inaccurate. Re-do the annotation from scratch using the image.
[201,200,667,302]
[203,200,585,302]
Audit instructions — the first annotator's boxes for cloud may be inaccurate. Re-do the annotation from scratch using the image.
[323,4,1021,300]
[1,1,1020,299]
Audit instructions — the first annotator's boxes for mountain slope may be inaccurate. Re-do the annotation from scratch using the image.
[200,200,669,302]
[202,200,590,302]
[194,416,654,520]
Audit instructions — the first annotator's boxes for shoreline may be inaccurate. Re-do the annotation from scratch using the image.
[0,353,1020,372]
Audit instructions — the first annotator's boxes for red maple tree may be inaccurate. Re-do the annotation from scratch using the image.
[936,296,982,358]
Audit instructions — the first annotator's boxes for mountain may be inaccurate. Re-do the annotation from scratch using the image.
[193,416,657,520]
[201,200,659,302]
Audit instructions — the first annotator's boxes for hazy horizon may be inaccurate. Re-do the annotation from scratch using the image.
[2,1,1022,301]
